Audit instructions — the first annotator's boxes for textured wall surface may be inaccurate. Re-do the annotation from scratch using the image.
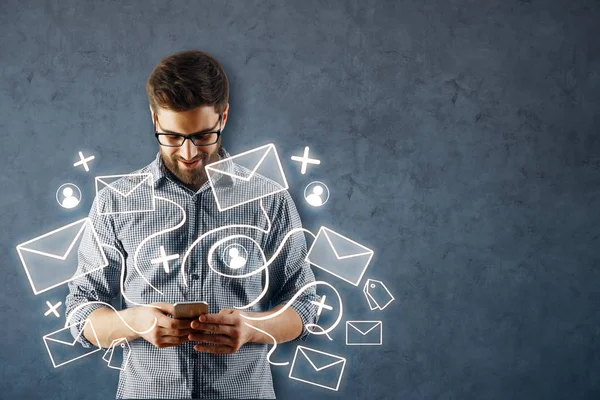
[1,0,599,399]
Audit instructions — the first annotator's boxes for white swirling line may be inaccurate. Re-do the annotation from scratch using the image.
[132,195,187,296]
[203,229,344,365]
[179,198,271,287]
[203,226,344,337]
[64,243,160,333]
[65,197,343,363]
[243,323,289,366]
[63,197,271,333]
[131,196,344,339]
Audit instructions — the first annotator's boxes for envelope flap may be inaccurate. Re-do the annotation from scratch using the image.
[96,174,152,197]
[205,158,237,180]
[322,228,373,259]
[299,346,345,371]
[44,334,79,346]
[44,320,88,346]
[347,321,382,335]
[17,218,89,260]
[206,144,273,181]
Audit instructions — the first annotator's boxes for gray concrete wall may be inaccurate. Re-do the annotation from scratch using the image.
[1,0,599,398]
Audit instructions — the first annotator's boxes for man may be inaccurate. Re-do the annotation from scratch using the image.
[65,49,320,399]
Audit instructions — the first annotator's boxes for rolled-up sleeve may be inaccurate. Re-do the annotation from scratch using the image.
[65,194,122,348]
[265,191,320,342]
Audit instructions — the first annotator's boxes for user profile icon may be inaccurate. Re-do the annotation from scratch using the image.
[221,244,248,270]
[56,183,81,209]
[304,181,329,207]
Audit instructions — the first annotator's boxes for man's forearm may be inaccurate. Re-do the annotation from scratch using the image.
[83,304,305,349]
[243,304,304,344]
[83,307,141,348]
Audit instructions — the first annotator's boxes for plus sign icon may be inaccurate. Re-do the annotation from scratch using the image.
[73,151,95,172]
[291,146,321,174]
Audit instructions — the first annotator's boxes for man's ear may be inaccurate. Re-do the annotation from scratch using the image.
[221,103,229,128]
[150,105,158,124]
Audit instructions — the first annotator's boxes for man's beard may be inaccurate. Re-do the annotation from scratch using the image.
[160,146,221,191]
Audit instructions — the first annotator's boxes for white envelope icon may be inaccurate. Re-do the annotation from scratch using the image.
[103,337,131,371]
[306,227,374,286]
[289,346,346,391]
[43,320,102,368]
[16,218,108,295]
[205,143,289,211]
[95,173,155,215]
[345,321,383,346]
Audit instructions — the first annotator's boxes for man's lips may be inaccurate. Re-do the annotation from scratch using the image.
[178,159,202,168]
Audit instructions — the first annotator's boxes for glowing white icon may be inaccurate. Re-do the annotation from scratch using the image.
[304,181,329,207]
[103,338,131,371]
[150,246,179,273]
[306,227,374,286]
[16,218,108,295]
[363,279,394,311]
[56,183,81,209]
[345,321,382,346]
[222,244,248,270]
[95,173,155,215]
[206,143,289,211]
[291,146,321,174]
[44,301,62,318]
[73,151,95,171]
[43,320,102,368]
[289,346,346,391]
[310,295,333,317]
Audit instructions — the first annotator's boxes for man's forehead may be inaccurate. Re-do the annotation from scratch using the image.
[156,106,220,132]
[156,105,218,120]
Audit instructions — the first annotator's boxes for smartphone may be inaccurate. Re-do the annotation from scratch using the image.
[172,301,209,319]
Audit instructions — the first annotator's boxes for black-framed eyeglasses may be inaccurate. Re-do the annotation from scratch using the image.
[154,114,222,147]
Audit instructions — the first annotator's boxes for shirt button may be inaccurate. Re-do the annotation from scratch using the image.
[191,274,199,280]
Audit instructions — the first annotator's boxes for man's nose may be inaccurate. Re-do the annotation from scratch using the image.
[179,138,198,160]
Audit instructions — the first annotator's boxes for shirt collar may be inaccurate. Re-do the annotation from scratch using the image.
[149,146,236,189]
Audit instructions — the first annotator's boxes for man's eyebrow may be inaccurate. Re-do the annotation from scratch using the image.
[161,118,220,135]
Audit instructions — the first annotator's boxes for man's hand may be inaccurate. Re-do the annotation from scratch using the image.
[131,302,194,349]
[188,309,255,354]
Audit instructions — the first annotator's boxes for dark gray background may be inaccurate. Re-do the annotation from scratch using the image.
[1,0,599,399]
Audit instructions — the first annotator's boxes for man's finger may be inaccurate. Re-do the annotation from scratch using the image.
[191,323,233,335]
[157,314,193,330]
[161,328,195,337]
[198,312,237,326]
[191,320,205,330]
[188,333,232,345]
[153,302,176,316]
[193,344,233,354]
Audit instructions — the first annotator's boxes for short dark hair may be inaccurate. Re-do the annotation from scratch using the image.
[146,50,229,115]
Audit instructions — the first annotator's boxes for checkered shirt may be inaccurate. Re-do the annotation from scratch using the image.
[64,147,320,399]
